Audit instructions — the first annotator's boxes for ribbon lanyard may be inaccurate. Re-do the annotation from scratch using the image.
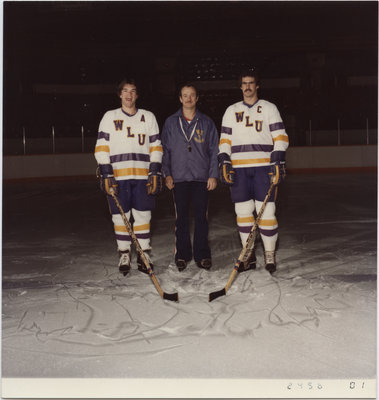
[179,117,198,152]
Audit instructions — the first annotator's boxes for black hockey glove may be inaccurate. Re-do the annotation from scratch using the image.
[147,162,163,195]
[269,151,286,185]
[269,161,286,185]
[97,164,118,195]
[218,153,235,185]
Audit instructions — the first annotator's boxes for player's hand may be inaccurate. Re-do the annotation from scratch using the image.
[269,161,286,185]
[218,153,235,185]
[147,171,163,195]
[207,177,217,191]
[165,176,175,190]
[146,162,163,195]
[97,164,119,195]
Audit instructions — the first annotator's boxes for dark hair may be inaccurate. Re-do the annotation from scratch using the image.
[117,78,138,95]
[178,83,198,98]
[238,69,261,86]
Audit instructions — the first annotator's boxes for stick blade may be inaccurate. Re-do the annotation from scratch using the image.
[209,288,226,302]
[163,292,179,302]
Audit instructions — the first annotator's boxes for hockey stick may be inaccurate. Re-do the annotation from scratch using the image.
[110,191,179,302]
[209,181,275,302]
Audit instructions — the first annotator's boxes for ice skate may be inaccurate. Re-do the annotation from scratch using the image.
[137,250,154,274]
[118,250,131,276]
[238,249,256,272]
[264,250,276,275]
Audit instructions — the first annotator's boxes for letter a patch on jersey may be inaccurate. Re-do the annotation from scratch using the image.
[113,120,124,130]
[235,112,244,123]
[140,114,145,122]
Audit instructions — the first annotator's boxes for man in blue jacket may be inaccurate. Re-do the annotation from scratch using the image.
[161,84,219,271]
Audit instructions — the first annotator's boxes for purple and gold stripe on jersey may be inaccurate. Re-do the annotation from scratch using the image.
[95,145,110,154]
[149,134,163,163]
[113,167,149,178]
[221,126,232,135]
[232,144,274,153]
[269,122,285,132]
[150,145,163,153]
[230,143,273,167]
[111,153,150,163]
[149,134,160,143]
[94,130,111,162]
[232,158,271,166]
[97,131,110,141]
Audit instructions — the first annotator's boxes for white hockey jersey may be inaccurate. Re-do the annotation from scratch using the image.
[94,108,163,180]
[219,100,289,168]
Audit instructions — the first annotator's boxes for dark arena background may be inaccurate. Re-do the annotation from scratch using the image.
[3,1,378,155]
[2,1,378,399]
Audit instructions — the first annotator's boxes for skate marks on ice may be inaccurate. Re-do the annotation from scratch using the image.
[3,245,375,372]
[2,175,377,378]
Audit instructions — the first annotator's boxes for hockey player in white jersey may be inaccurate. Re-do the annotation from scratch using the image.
[218,69,289,274]
[95,78,163,275]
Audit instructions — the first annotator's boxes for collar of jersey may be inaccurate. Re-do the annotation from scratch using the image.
[121,108,138,117]
[243,99,260,108]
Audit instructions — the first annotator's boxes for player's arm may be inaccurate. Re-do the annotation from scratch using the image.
[95,114,118,195]
[269,106,289,185]
[147,115,164,195]
[218,109,235,185]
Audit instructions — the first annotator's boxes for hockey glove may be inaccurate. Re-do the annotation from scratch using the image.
[97,164,118,195]
[146,162,163,195]
[218,153,235,185]
[269,161,286,185]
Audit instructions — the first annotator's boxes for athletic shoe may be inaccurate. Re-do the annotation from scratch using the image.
[196,258,212,270]
[176,259,187,272]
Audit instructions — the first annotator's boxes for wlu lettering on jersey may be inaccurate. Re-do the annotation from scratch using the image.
[235,112,244,122]
[245,117,263,131]
[235,112,263,132]
[126,126,146,145]
[113,120,124,130]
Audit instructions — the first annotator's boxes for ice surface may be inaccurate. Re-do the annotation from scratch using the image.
[2,173,377,385]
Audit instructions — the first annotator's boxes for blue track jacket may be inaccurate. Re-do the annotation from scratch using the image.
[161,108,219,183]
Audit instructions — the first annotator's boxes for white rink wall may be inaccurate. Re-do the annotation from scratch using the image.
[3,145,377,180]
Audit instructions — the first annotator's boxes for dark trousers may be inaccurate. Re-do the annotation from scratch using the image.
[173,181,210,263]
